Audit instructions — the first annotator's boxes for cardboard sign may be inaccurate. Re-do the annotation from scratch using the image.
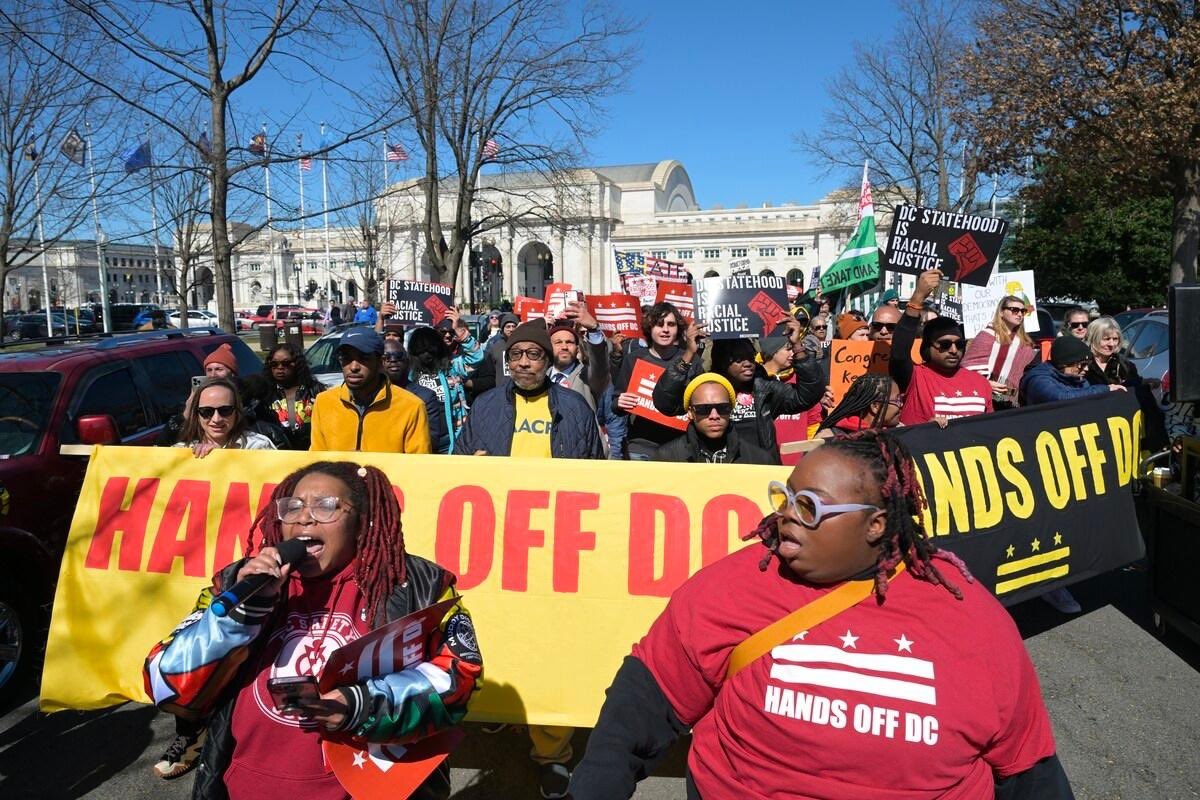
[623,273,658,306]
[655,282,694,321]
[627,359,688,430]
[961,268,1039,339]
[320,596,464,799]
[386,280,455,325]
[828,339,924,405]
[695,274,790,339]
[542,282,579,322]
[883,205,1009,286]
[587,294,642,338]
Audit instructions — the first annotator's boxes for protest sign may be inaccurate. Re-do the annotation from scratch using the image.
[542,282,580,322]
[586,294,642,338]
[512,295,540,320]
[961,269,1039,338]
[827,340,924,405]
[519,301,545,322]
[695,273,790,339]
[623,274,658,306]
[385,280,454,325]
[729,258,751,275]
[43,394,1144,725]
[883,205,1008,286]
[938,281,964,324]
[655,281,694,321]
[627,360,689,431]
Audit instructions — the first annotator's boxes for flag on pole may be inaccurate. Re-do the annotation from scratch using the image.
[300,157,313,171]
[121,140,152,173]
[197,131,211,157]
[249,133,267,156]
[482,138,500,159]
[818,162,879,295]
[24,142,38,162]
[59,129,86,166]
[385,142,408,162]
[644,256,689,283]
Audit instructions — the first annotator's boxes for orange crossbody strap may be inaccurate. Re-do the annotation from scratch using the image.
[725,562,906,680]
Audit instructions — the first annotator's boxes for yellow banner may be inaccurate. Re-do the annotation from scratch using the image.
[43,447,778,728]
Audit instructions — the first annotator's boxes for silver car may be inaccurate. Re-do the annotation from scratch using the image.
[1120,312,1169,395]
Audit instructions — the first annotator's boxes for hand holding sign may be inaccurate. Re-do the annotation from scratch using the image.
[884,205,1008,286]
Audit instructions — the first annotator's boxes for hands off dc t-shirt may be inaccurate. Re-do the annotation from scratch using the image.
[633,546,1056,799]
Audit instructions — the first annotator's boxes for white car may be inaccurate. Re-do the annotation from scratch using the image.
[166,309,220,328]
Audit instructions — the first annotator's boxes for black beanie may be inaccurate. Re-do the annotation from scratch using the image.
[920,316,964,359]
[1050,335,1091,367]
[505,320,552,354]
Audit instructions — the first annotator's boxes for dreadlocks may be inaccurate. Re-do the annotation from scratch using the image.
[818,373,895,433]
[247,461,406,624]
[743,430,971,600]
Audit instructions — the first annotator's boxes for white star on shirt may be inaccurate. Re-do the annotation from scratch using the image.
[791,630,809,641]
[352,751,367,768]
[340,661,355,676]
[895,634,914,653]
[839,630,859,649]
[955,390,963,397]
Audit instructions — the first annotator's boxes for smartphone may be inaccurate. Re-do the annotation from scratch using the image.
[191,375,205,390]
[267,675,321,714]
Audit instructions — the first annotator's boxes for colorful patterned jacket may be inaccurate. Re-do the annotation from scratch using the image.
[144,553,481,800]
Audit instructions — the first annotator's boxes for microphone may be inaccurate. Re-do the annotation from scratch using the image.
[211,537,309,617]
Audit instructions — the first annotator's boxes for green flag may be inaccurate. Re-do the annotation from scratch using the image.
[819,163,880,294]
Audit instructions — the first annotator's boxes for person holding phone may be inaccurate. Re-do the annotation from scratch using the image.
[144,461,481,800]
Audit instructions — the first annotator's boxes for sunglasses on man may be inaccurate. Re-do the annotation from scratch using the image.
[690,402,733,418]
[931,338,966,352]
[869,321,897,332]
[1067,321,1089,329]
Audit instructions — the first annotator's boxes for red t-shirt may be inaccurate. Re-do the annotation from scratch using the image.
[899,364,993,426]
[632,546,1056,799]
[225,566,370,800]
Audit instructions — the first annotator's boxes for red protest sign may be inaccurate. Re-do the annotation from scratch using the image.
[655,282,694,322]
[512,296,540,319]
[627,359,688,431]
[520,301,546,322]
[586,294,642,338]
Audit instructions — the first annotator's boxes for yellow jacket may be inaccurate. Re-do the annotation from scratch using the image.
[309,377,432,453]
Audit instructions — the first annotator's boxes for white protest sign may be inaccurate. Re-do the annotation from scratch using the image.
[961,269,1039,339]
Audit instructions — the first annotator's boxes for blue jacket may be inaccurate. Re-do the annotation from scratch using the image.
[353,305,379,325]
[1019,362,1111,406]
[455,380,604,459]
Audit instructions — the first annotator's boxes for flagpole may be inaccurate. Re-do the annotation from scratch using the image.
[85,122,112,333]
[297,133,308,305]
[262,122,277,316]
[320,122,333,310]
[382,133,390,303]
[144,124,164,308]
[31,152,53,335]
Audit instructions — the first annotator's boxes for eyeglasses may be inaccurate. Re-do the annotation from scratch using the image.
[690,402,733,418]
[275,495,354,524]
[507,347,546,363]
[767,481,881,528]
[811,325,827,332]
[1068,321,1089,329]
[197,405,236,419]
[886,394,906,409]
[931,338,965,352]
[869,321,897,332]
[269,359,295,368]
[1004,306,1030,315]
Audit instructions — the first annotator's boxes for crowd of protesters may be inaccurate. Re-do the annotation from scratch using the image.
[143,267,1190,800]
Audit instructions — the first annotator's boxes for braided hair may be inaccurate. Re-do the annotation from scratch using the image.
[744,430,971,601]
[818,374,895,433]
[247,461,406,624]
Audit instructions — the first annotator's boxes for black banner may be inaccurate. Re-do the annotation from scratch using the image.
[386,280,455,325]
[883,205,1008,286]
[895,392,1145,606]
[695,274,790,339]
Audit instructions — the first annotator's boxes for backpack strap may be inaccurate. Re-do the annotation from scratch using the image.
[725,562,906,680]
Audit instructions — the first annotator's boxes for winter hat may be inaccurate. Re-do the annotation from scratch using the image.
[837,313,868,340]
[919,316,965,359]
[877,289,900,307]
[505,320,552,355]
[757,336,791,361]
[1050,335,1091,367]
[547,323,578,343]
[683,372,736,408]
[499,312,520,328]
[203,343,239,374]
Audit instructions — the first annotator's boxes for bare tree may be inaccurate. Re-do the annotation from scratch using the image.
[345,0,637,292]
[798,0,980,211]
[0,5,114,336]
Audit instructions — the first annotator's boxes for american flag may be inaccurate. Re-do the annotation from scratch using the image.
[482,138,500,159]
[614,250,646,281]
[299,157,313,171]
[645,256,688,283]
[386,142,408,162]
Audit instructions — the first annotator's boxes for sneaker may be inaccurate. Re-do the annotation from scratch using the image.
[153,731,204,779]
[537,762,571,799]
[1042,587,1082,614]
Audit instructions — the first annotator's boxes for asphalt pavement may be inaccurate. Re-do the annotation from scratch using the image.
[1,567,1198,799]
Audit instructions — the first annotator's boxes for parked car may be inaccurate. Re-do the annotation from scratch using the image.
[1113,307,1163,332]
[166,309,221,329]
[99,303,162,331]
[1040,299,1099,334]
[15,312,82,339]
[1120,311,1169,394]
[248,304,324,334]
[0,327,261,702]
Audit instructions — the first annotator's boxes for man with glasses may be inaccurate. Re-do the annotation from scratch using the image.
[309,327,432,453]
[1061,307,1092,340]
[652,373,775,464]
[868,303,902,343]
[890,269,994,426]
[1019,335,1126,406]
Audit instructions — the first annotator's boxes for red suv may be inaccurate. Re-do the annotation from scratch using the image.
[0,328,262,702]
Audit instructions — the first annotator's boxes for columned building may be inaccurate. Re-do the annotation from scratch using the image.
[3,240,174,311]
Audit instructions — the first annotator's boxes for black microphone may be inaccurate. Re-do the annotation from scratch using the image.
[211,537,309,617]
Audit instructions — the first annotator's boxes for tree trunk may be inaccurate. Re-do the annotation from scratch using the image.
[1170,155,1200,285]
[209,93,236,332]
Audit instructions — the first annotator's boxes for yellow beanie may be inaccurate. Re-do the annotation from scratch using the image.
[683,372,737,408]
